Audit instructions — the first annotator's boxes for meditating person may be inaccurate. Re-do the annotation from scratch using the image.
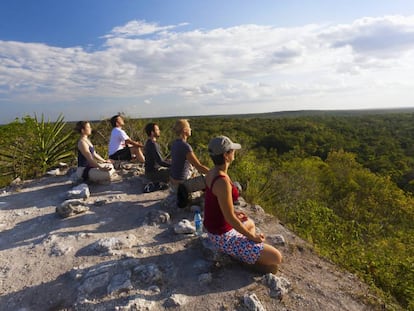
[75,121,115,183]
[108,115,145,163]
[144,122,171,183]
[203,136,282,273]
[170,119,209,186]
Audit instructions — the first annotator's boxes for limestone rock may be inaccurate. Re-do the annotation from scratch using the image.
[115,295,156,311]
[267,234,286,246]
[146,210,170,225]
[95,237,123,253]
[251,204,265,214]
[133,264,162,284]
[93,236,137,254]
[79,271,110,296]
[263,274,291,299]
[107,271,133,295]
[243,293,266,311]
[56,199,89,218]
[67,183,90,199]
[164,293,188,308]
[174,219,195,234]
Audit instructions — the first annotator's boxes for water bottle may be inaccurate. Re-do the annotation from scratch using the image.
[194,210,203,236]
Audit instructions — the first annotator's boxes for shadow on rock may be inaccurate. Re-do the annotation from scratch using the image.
[0,270,77,311]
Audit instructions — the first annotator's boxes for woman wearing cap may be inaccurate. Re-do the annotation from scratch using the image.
[203,136,282,273]
[170,119,209,185]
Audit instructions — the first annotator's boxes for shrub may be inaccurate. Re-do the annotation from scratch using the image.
[0,114,75,181]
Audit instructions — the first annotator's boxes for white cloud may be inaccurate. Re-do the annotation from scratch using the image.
[103,20,189,39]
[2,16,414,123]
[321,15,414,58]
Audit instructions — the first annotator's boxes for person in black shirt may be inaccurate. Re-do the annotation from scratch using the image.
[144,123,171,183]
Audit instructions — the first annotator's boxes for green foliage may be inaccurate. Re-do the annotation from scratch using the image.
[220,139,413,309]
[229,149,279,205]
[259,150,413,310]
[0,114,75,181]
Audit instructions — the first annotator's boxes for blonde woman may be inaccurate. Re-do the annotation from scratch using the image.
[75,121,114,183]
[170,119,209,184]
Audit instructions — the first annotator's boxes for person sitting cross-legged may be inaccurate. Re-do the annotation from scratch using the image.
[75,121,115,183]
[170,119,209,186]
[203,136,282,274]
[144,122,171,184]
[169,119,210,206]
[108,115,145,163]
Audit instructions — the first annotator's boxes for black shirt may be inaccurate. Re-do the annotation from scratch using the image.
[144,139,170,173]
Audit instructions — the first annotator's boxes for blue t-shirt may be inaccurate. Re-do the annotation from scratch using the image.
[170,139,193,180]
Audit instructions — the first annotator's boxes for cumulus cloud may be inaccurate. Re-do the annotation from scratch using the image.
[321,15,414,57]
[1,16,414,123]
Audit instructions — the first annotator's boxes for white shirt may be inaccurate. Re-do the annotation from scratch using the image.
[108,127,129,156]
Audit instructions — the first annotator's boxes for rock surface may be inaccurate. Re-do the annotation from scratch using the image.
[0,165,383,310]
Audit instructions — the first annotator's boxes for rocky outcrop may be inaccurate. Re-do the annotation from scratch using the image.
[0,167,383,311]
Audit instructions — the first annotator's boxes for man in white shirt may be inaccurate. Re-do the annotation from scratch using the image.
[108,115,145,163]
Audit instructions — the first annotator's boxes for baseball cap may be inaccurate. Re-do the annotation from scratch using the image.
[208,136,241,156]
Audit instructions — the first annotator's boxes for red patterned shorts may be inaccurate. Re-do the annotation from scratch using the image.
[207,229,264,264]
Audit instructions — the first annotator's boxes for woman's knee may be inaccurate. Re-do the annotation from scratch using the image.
[258,244,282,265]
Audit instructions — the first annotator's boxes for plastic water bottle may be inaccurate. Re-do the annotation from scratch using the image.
[194,210,203,236]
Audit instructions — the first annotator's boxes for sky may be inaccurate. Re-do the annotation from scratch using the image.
[2,0,414,124]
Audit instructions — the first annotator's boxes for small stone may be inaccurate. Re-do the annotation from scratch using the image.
[164,294,188,308]
[56,200,89,218]
[174,219,195,234]
[263,274,291,299]
[243,293,265,311]
[67,183,90,199]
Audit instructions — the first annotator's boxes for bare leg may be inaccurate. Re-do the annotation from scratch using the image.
[251,243,282,274]
[130,146,145,163]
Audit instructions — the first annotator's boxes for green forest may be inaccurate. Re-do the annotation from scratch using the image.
[1,111,413,310]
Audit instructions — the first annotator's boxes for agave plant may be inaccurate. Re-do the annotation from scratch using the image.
[0,114,75,180]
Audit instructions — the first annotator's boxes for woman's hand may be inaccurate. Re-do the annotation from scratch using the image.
[236,212,248,222]
[250,232,265,243]
[99,163,113,171]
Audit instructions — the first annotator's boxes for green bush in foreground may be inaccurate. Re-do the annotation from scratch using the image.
[0,114,75,182]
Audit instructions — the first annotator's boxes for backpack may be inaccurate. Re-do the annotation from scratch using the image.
[176,175,206,208]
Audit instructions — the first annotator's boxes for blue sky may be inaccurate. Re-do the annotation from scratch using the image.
[2,0,414,123]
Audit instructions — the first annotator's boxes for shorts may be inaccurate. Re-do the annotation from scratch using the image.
[109,147,132,161]
[207,229,264,264]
